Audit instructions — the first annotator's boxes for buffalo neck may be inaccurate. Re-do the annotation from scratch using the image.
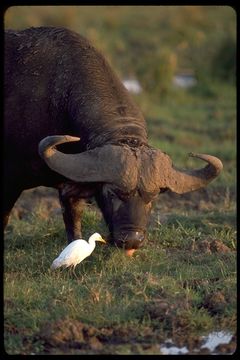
[68,87,148,149]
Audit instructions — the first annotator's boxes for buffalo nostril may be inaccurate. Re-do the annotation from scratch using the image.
[131,231,145,242]
[113,231,146,250]
[137,233,144,242]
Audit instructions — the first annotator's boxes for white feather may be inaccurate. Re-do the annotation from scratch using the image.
[51,233,105,270]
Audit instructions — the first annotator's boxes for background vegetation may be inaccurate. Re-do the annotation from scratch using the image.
[4,6,236,355]
[5,6,236,95]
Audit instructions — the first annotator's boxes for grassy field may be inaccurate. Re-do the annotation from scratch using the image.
[4,82,236,354]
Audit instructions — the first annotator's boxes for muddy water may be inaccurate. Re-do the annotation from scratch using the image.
[160,331,234,355]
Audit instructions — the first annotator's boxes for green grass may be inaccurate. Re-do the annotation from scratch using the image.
[4,193,236,354]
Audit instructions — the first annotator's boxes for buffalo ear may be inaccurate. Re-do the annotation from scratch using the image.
[157,151,223,194]
[39,135,138,191]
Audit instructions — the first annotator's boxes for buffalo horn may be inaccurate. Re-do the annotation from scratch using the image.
[160,152,223,194]
[38,135,138,190]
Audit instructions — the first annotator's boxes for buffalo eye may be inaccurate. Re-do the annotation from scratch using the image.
[108,191,123,212]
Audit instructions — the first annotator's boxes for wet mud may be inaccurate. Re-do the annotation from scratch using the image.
[34,318,236,355]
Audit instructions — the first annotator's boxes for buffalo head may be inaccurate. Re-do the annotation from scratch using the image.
[39,135,223,250]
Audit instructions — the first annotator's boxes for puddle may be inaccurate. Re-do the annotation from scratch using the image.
[172,73,197,88]
[160,339,189,355]
[201,331,233,353]
[160,331,234,355]
[122,79,142,94]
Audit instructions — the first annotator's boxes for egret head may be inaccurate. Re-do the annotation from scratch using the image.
[89,233,106,244]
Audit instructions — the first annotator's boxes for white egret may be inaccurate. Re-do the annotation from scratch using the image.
[51,233,106,271]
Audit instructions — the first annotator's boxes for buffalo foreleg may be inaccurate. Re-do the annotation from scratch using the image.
[58,185,86,243]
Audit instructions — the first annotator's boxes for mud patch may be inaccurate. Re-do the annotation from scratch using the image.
[11,187,61,221]
[37,319,103,353]
[36,318,160,354]
[209,239,232,253]
[35,318,236,355]
[153,187,235,213]
[201,291,227,315]
[191,238,232,254]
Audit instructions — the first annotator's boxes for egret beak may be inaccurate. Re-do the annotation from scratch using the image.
[99,237,107,244]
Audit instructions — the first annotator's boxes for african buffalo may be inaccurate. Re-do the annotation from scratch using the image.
[4,26,223,250]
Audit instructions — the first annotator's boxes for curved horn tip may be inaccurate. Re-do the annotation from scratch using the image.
[188,152,223,174]
[63,135,81,142]
[188,152,198,158]
[38,135,81,159]
[188,151,223,162]
[188,152,194,157]
[39,135,80,149]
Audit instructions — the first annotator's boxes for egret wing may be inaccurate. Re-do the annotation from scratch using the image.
[56,240,87,261]
[51,239,93,269]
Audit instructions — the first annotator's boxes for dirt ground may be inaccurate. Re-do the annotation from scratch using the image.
[30,318,235,355]
[10,185,233,223]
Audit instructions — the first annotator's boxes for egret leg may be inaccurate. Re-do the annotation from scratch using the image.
[68,265,83,282]
[67,265,74,278]
[72,266,78,280]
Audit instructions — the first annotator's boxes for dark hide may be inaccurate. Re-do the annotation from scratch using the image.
[4,26,222,250]
[4,27,149,248]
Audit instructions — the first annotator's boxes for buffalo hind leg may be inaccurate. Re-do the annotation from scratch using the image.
[3,188,22,229]
[3,211,12,229]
